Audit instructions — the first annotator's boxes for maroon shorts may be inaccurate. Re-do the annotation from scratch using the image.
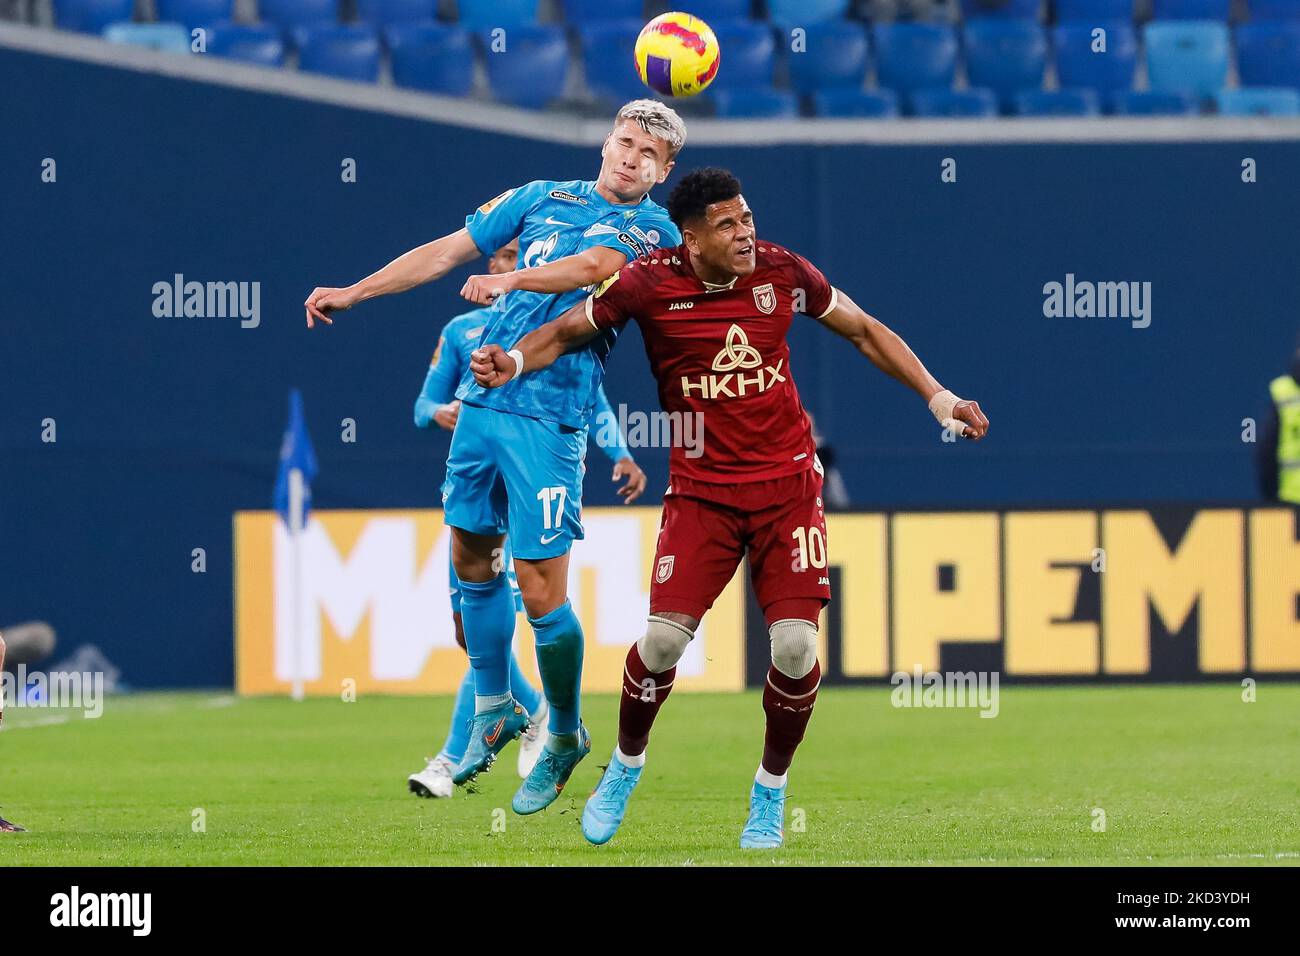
[649,467,831,625]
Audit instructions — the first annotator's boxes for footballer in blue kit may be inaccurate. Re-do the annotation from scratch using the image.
[305,100,687,813]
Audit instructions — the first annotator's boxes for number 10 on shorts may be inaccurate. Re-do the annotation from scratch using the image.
[791,525,826,571]
[537,486,568,530]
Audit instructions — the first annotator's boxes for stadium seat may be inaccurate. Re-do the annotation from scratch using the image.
[1014,88,1101,114]
[1145,20,1230,96]
[673,0,752,22]
[909,87,999,116]
[963,19,1049,111]
[295,24,381,81]
[355,0,436,27]
[204,22,286,65]
[708,21,777,91]
[1236,21,1300,87]
[53,0,135,34]
[456,0,538,29]
[155,0,232,31]
[1247,0,1300,19]
[959,0,1041,18]
[561,0,643,23]
[1107,89,1197,112]
[481,24,569,109]
[1151,0,1231,19]
[768,0,849,29]
[259,0,336,34]
[103,21,193,52]
[712,88,800,118]
[811,88,900,117]
[1055,0,1135,19]
[387,23,475,96]
[872,23,959,94]
[787,21,869,94]
[580,20,652,104]
[1053,21,1138,92]
[1216,86,1300,113]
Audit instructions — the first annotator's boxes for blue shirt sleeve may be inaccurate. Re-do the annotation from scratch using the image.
[464,181,548,256]
[588,384,630,463]
[585,208,681,262]
[419,329,462,406]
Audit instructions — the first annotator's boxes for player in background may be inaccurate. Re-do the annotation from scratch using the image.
[305,100,685,814]
[407,240,647,798]
[0,630,24,833]
[471,167,989,848]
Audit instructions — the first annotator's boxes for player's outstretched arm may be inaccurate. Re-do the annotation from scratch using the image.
[469,300,600,388]
[813,289,989,440]
[304,228,481,328]
[461,246,628,305]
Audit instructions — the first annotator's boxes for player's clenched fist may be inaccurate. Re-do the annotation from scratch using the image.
[470,343,517,389]
[304,286,359,328]
[951,399,990,440]
[460,272,515,306]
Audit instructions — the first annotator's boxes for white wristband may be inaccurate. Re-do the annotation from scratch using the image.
[507,349,525,382]
[927,388,962,425]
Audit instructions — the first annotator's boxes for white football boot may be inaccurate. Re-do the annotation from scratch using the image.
[408,754,455,798]
[516,700,550,778]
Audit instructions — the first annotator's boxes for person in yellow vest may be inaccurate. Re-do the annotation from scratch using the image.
[1259,347,1300,504]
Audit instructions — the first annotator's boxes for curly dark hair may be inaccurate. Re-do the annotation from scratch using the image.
[666,167,742,229]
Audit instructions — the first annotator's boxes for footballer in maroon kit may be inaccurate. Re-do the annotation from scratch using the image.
[471,168,988,849]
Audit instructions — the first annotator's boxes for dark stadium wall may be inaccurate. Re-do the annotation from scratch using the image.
[3,49,1298,687]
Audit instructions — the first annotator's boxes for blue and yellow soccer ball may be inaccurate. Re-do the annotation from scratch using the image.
[634,12,720,98]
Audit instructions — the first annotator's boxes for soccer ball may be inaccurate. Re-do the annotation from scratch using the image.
[634,12,721,98]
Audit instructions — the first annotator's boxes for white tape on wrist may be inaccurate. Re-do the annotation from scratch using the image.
[507,349,525,382]
[928,389,961,425]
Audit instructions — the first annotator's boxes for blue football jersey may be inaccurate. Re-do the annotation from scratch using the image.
[455,179,680,429]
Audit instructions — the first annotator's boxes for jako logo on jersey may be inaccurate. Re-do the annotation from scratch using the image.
[656,555,675,583]
[524,232,559,268]
[548,189,588,204]
[681,324,786,399]
[752,282,777,315]
[668,301,694,310]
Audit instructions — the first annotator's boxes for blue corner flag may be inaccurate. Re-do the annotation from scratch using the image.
[273,388,319,527]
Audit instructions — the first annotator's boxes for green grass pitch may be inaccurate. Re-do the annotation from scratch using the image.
[1,685,1297,866]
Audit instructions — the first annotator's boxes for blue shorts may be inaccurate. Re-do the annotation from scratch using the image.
[448,537,524,615]
[441,402,587,561]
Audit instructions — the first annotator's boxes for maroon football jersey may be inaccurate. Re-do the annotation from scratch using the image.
[586,242,837,484]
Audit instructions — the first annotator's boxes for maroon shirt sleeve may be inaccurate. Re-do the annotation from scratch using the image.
[786,250,836,319]
[585,263,643,331]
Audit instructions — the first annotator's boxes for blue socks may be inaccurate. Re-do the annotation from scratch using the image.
[439,669,475,763]
[509,654,541,716]
[459,574,516,705]
[529,600,585,739]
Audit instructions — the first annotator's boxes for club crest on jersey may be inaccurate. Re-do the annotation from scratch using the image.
[656,555,675,584]
[682,323,786,400]
[752,282,777,315]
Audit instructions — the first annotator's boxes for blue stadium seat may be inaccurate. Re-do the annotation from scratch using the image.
[909,87,999,116]
[1236,21,1300,87]
[709,21,777,91]
[580,20,650,103]
[811,88,900,116]
[1053,21,1138,92]
[1216,86,1300,113]
[481,24,569,109]
[204,22,286,65]
[872,23,959,94]
[53,0,135,34]
[1055,0,1135,19]
[963,19,1048,110]
[356,0,436,27]
[561,0,643,22]
[1152,0,1230,19]
[387,23,475,96]
[788,21,869,93]
[156,0,232,30]
[103,22,193,51]
[1107,89,1197,112]
[960,0,1041,18]
[768,0,849,29]
[1248,0,1300,19]
[712,88,800,118]
[457,0,538,29]
[674,0,752,22]
[1014,88,1101,114]
[259,0,336,33]
[295,24,381,81]
[1145,20,1230,95]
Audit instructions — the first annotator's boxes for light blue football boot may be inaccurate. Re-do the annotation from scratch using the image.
[738,781,786,849]
[452,698,530,786]
[581,754,644,845]
[512,723,591,815]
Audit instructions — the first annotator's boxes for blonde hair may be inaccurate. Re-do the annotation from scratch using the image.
[615,99,687,158]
